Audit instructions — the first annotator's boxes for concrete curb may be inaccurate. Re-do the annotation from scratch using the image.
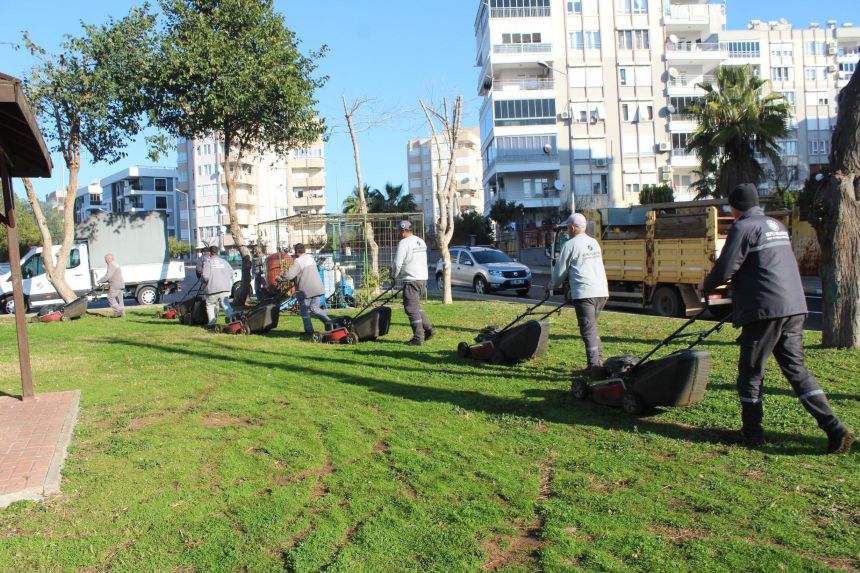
[43,390,81,496]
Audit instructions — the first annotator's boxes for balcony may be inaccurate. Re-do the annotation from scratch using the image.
[665,43,726,68]
[666,74,714,95]
[663,4,720,30]
[492,78,555,93]
[670,148,700,168]
[492,43,552,56]
[668,113,699,130]
[489,5,550,19]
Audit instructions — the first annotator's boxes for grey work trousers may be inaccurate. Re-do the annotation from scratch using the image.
[107,289,125,317]
[403,280,432,341]
[205,292,233,326]
[298,294,330,333]
[737,314,844,438]
[573,297,608,368]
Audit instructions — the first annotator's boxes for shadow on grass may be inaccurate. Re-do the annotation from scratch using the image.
[707,382,859,403]
[101,337,831,456]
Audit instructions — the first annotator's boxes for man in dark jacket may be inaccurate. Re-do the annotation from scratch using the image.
[700,183,853,453]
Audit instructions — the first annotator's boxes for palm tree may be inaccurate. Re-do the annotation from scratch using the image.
[370,183,416,213]
[342,184,373,214]
[686,65,791,198]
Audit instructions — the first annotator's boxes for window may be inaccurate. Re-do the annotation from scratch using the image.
[805,41,826,56]
[778,140,797,156]
[643,105,654,121]
[88,193,102,205]
[496,135,557,158]
[67,249,80,269]
[409,163,422,173]
[771,42,793,57]
[672,132,691,150]
[570,30,600,49]
[501,32,543,44]
[840,62,857,74]
[204,143,211,155]
[493,99,556,126]
[619,67,630,85]
[805,67,825,81]
[724,41,760,58]
[771,67,792,82]
[781,90,796,105]
[523,178,550,198]
[810,139,829,155]
[579,110,588,122]
[621,104,630,121]
[488,0,552,18]
[21,254,45,278]
[567,1,582,14]
[155,196,168,210]
[625,183,640,196]
[616,30,648,50]
[128,195,144,209]
[154,178,167,192]
[616,0,647,14]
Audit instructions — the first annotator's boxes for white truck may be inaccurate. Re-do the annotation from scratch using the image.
[0,211,185,314]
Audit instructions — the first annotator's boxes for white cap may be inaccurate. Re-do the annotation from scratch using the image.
[563,213,587,229]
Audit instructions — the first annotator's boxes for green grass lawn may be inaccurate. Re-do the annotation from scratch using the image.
[0,300,858,572]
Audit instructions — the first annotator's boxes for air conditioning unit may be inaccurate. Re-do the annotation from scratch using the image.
[826,65,837,73]
[658,142,671,152]
[559,111,571,120]
[593,158,608,167]
[659,166,672,181]
[827,43,838,55]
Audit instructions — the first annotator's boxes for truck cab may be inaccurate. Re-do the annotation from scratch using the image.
[0,245,94,314]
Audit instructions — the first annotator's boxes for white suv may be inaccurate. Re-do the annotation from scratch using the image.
[435,246,531,296]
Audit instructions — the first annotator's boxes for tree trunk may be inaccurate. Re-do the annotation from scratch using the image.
[422,97,462,305]
[36,152,79,303]
[223,134,251,305]
[342,97,379,287]
[810,66,860,348]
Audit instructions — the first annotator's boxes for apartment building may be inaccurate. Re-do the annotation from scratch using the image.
[474,0,859,219]
[72,166,184,239]
[407,127,485,233]
[176,136,326,250]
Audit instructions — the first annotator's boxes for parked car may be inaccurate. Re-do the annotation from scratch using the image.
[435,246,531,296]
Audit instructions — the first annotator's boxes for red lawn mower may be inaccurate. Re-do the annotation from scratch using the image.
[214,295,283,335]
[571,304,732,415]
[31,288,100,323]
[311,286,401,344]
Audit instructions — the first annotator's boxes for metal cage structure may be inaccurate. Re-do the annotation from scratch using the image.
[256,212,424,289]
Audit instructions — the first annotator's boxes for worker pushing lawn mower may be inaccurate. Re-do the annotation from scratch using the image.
[311,285,401,344]
[277,243,330,336]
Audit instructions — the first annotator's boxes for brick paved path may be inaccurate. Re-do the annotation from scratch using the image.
[0,390,81,508]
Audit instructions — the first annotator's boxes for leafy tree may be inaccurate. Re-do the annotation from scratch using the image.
[144,0,327,304]
[638,183,674,205]
[167,237,191,259]
[686,65,791,198]
[22,6,155,302]
[489,199,524,230]
[0,195,42,261]
[452,212,493,245]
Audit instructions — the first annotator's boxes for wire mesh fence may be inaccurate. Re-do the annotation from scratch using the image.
[256,212,425,294]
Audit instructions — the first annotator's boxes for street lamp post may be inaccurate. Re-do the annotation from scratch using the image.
[537,60,575,214]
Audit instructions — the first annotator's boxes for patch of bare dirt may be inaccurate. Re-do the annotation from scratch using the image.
[201,412,259,428]
[651,526,710,544]
[483,521,544,572]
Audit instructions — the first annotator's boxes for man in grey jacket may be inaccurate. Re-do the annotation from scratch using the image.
[393,220,433,345]
[547,213,609,378]
[278,243,330,334]
[98,253,125,317]
[202,246,234,327]
[700,183,853,453]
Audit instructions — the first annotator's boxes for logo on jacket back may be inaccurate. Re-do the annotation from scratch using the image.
[766,219,780,232]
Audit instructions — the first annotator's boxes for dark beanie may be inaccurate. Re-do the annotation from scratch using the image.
[728,183,759,211]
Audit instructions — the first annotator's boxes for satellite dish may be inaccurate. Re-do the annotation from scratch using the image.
[553,180,566,192]
[666,104,676,114]
[482,76,493,91]
[667,67,679,79]
[543,143,553,155]
[668,34,679,44]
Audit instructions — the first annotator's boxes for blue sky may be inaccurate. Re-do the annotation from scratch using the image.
[2,0,857,210]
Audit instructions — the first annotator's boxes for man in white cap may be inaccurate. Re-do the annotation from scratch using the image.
[546,212,609,378]
[392,220,433,345]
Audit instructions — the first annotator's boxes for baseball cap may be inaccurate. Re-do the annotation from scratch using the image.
[399,220,412,231]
